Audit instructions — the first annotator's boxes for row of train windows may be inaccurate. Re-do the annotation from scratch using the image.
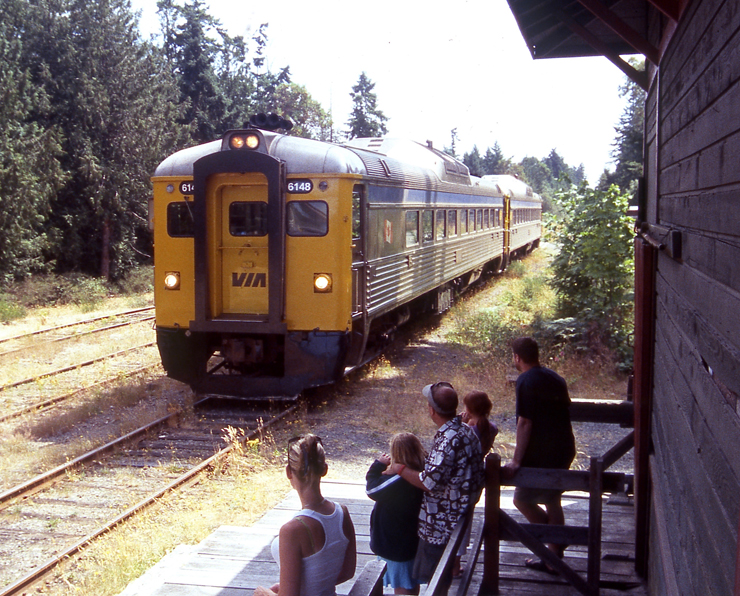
[166,201,329,238]
[406,207,507,247]
[167,200,541,241]
[512,208,541,226]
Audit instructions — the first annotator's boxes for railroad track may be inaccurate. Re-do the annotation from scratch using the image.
[0,306,154,354]
[0,307,160,424]
[0,396,298,596]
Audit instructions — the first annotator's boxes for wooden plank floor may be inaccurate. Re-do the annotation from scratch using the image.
[118,480,648,595]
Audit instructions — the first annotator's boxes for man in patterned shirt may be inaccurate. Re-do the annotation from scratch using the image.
[388,381,484,593]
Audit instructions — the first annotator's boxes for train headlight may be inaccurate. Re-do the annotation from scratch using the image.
[313,273,333,293]
[164,271,181,290]
[228,133,260,150]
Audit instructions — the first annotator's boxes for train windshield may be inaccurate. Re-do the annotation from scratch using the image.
[287,201,328,236]
[167,202,195,237]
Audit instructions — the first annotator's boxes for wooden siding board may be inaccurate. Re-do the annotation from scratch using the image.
[656,249,740,357]
[656,268,740,422]
[660,0,737,118]
[662,71,740,169]
[651,345,733,596]
[653,297,740,525]
[660,189,740,239]
[660,128,740,193]
[661,13,740,144]
[655,266,740,482]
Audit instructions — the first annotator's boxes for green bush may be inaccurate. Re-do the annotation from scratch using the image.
[548,183,634,368]
[0,295,26,323]
[11,273,109,309]
[115,266,153,295]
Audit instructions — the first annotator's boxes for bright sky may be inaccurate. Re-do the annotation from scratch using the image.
[131,0,633,184]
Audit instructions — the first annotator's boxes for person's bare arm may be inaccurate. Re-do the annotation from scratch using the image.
[502,416,533,478]
[336,505,357,584]
[386,462,429,491]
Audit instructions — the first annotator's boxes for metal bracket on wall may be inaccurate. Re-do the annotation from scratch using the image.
[638,222,682,261]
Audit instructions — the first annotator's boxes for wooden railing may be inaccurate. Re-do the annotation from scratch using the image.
[481,427,635,596]
[422,399,636,596]
[348,560,386,596]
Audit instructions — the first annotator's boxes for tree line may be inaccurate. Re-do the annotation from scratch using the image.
[0,0,336,284]
[0,0,642,292]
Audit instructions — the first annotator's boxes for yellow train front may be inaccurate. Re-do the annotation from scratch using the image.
[152,127,541,397]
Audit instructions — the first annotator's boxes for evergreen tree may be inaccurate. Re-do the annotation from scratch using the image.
[463,146,484,176]
[0,11,65,282]
[346,72,388,139]
[599,59,646,192]
[482,142,511,175]
[169,0,227,143]
[21,0,183,279]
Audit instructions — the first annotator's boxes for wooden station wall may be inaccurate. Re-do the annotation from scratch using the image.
[644,0,740,593]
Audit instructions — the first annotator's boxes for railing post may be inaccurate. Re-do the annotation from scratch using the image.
[587,456,604,595]
[482,453,500,594]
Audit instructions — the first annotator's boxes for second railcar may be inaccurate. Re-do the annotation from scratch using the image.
[151,128,541,397]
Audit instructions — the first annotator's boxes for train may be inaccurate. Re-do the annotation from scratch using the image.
[151,118,541,398]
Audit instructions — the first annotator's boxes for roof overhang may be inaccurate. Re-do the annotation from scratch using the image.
[505,0,682,90]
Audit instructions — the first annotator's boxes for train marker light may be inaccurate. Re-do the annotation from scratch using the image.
[228,133,260,150]
[164,271,181,290]
[313,273,332,293]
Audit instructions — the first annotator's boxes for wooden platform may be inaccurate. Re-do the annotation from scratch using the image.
[118,480,647,595]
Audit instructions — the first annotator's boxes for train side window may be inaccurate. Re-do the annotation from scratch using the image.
[352,187,362,242]
[447,210,457,237]
[469,210,476,232]
[287,200,328,236]
[461,209,468,234]
[230,202,267,236]
[477,209,483,230]
[405,211,419,246]
[422,210,433,243]
[484,209,490,228]
[435,210,446,240]
[167,202,195,237]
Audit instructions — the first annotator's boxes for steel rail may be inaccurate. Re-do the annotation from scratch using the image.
[0,341,157,391]
[0,403,297,596]
[0,363,159,424]
[0,306,154,346]
[0,315,154,359]
[0,412,175,505]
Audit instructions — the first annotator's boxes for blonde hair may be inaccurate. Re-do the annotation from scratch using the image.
[287,434,326,481]
[390,432,427,470]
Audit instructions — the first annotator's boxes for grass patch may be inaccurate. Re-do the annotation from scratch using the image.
[0,266,154,327]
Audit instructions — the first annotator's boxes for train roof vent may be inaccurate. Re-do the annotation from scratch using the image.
[357,153,392,178]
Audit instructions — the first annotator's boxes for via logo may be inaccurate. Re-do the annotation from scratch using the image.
[232,272,266,287]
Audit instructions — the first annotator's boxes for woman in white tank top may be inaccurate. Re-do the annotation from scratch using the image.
[253,435,357,596]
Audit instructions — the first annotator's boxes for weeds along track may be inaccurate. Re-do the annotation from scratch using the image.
[0,307,159,422]
[0,397,297,596]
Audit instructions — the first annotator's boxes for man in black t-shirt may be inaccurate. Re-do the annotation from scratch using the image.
[503,337,576,574]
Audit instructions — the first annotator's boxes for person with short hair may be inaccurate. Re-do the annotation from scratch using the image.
[366,432,427,595]
[503,337,576,575]
[387,382,484,595]
[253,434,357,596]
